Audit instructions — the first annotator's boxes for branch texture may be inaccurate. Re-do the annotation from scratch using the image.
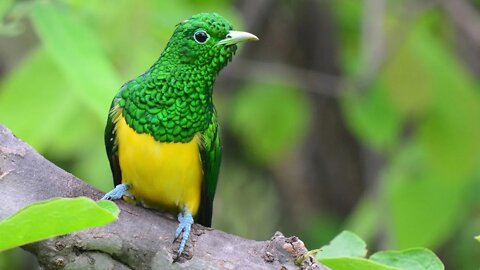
[0,125,326,270]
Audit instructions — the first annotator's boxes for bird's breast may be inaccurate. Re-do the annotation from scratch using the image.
[115,114,203,216]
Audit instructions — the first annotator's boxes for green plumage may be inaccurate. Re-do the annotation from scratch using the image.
[104,13,257,230]
[116,13,236,143]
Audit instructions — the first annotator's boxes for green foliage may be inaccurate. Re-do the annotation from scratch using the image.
[343,8,480,258]
[317,231,367,259]
[0,0,12,19]
[31,2,120,118]
[320,257,398,270]
[370,249,444,270]
[0,197,119,251]
[0,0,21,36]
[381,14,480,249]
[228,78,310,165]
[317,231,444,270]
[386,154,466,249]
[446,211,480,270]
[0,50,74,151]
[329,0,363,75]
[342,82,403,150]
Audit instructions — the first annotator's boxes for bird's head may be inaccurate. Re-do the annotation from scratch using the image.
[160,13,258,76]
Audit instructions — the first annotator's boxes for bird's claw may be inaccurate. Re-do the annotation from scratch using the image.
[174,211,194,258]
[101,183,133,200]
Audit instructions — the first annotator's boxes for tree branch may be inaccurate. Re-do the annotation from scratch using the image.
[0,125,327,270]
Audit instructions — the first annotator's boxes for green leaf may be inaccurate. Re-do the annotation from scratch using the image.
[383,14,479,249]
[389,177,464,248]
[317,232,444,270]
[370,248,444,270]
[0,197,119,251]
[317,231,367,259]
[228,78,310,165]
[475,235,480,242]
[404,15,480,182]
[329,0,363,75]
[342,81,403,151]
[0,49,78,151]
[384,143,466,249]
[30,2,120,119]
[0,49,99,156]
[320,257,399,270]
[95,200,120,217]
[0,0,12,19]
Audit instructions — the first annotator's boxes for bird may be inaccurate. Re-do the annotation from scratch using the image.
[101,12,258,259]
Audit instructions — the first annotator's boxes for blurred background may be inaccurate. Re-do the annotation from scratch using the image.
[1,0,480,269]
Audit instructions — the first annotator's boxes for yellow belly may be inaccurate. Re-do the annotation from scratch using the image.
[115,115,202,216]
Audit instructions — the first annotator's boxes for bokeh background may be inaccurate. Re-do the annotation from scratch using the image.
[1,0,480,269]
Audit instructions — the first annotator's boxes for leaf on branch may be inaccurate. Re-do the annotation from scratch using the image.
[317,230,368,259]
[370,248,444,270]
[319,257,398,270]
[317,231,444,270]
[0,197,119,251]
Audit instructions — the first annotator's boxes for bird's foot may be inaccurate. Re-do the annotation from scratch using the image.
[173,211,194,260]
[101,183,133,200]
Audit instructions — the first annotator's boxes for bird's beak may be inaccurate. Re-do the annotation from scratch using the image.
[217,30,259,46]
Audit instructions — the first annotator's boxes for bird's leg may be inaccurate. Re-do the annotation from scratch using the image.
[101,183,133,200]
[174,207,194,258]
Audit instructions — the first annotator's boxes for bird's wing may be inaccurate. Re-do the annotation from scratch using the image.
[104,83,129,187]
[196,112,222,227]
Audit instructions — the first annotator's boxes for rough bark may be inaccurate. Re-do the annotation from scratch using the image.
[0,125,327,270]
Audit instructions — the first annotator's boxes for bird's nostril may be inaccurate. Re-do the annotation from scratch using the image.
[226,34,232,38]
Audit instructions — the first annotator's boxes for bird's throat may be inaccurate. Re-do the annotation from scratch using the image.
[119,72,214,143]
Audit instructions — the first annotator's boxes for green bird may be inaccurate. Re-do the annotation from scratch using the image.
[101,13,258,258]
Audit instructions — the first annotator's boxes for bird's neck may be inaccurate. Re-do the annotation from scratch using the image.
[121,63,216,143]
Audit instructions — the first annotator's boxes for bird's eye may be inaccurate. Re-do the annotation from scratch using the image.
[193,30,209,44]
